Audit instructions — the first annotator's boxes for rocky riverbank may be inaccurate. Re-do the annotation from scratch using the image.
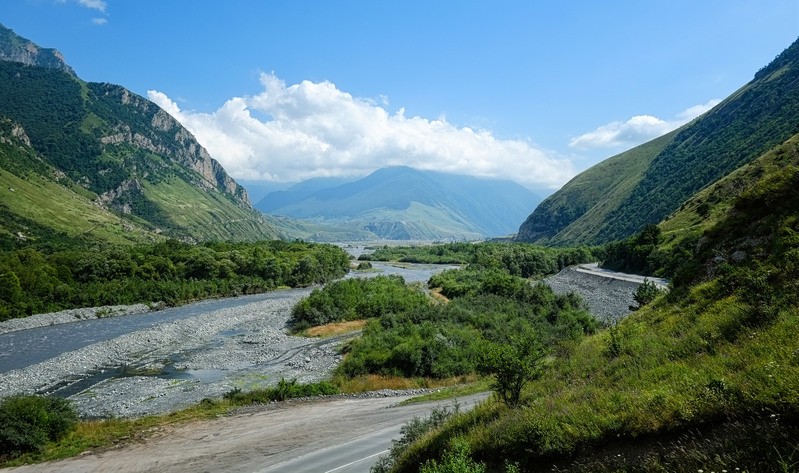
[0,304,154,335]
[0,263,649,419]
[544,266,642,323]
[0,289,356,418]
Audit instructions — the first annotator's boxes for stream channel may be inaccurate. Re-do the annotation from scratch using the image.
[0,261,457,417]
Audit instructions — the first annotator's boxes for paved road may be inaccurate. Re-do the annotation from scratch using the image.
[7,393,489,473]
[575,263,669,289]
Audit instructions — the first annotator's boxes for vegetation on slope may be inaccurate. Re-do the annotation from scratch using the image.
[0,58,278,243]
[516,130,677,243]
[385,131,799,473]
[518,37,799,246]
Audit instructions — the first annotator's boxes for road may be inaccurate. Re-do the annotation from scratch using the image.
[575,263,669,289]
[7,393,489,473]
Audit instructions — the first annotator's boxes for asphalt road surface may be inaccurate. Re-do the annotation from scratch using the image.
[7,393,489,473]
[575,263,669,288]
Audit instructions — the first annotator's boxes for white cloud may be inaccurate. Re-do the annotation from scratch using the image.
[148,73,574,189]
[91,17,107,25]
[569,99,721,150]
[78,0,106,12]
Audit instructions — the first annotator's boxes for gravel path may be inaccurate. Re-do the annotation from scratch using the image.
[0,289,355,418]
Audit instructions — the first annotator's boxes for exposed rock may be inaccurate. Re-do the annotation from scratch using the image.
[95,84,250,204]
[0,24,75,75]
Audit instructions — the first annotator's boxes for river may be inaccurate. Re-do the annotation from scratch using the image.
[0,261,457,417]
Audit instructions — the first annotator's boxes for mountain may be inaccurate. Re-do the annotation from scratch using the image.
[0,24,74,75]
[256,166,540,241]
[517,37,799,246]
[255,176,355,213]
[0,24,280,247]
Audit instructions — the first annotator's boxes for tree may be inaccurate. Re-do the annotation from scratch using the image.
[629,278,664,311]
[477,331,547,407]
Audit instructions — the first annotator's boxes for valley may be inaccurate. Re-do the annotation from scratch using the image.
[0,261,453,418]
[0,9,798,473]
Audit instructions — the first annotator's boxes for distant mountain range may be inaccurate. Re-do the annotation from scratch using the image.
[255,166,540,241]
[0,23,280,247]
[517,37,799,246]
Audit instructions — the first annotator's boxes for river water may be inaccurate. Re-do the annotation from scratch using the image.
[0,262,456,374]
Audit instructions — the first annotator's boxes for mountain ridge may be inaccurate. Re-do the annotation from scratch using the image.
[257,166,540,240]
[517,37,799,246]
[0,23,280,246]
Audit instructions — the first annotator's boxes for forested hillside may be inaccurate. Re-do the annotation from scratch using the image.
[517,37,799,246]
[0,24,280,247]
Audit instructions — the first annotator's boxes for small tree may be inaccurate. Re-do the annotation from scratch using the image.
[629,278,664,311]
[478,332,546,407]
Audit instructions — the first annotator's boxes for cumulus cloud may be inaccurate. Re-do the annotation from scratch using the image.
[148,73,574,189]
[569,99,721,150]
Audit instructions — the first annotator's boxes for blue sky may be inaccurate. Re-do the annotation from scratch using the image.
[3,1,798,193]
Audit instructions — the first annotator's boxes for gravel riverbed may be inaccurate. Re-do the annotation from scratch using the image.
[0,289,356,418]
[0,264,645,420]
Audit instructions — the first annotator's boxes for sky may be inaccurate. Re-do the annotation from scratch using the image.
[3,1,798,194]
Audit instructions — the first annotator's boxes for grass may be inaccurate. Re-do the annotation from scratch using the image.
[1,370,485,468]
[334,374,481,394]
[302,319,368,338]
[1,399,231,467]
[0,168,155,245]
[399,378,492,406]
[391,282,799,472]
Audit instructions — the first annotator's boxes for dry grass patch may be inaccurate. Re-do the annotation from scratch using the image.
[429,287,450,303]
[336,374,480,393]
[303,319,368,338]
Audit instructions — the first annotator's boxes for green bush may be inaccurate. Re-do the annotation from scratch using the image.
[0,395,77,457]
[289,275,430,331]
[371,405,460,473]
[223,379,339,405]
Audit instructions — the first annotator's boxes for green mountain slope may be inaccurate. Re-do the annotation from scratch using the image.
[518,37,799,246]
[516,130,678,243]
[257,166,540,240]
[393,131,799,473]
[0,24,279,246]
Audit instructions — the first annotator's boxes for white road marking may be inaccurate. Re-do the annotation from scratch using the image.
[323,449,390,473]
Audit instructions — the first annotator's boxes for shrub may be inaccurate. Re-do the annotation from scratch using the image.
[477,331,547,407]
[371,404,460,473]
[0,395,77,457]
[629,278,664,311]
[222,379,339,405]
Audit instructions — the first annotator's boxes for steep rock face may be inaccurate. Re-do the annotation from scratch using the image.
[0,118,31,148]
[0,24,74,75]
[93,84,249,204]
